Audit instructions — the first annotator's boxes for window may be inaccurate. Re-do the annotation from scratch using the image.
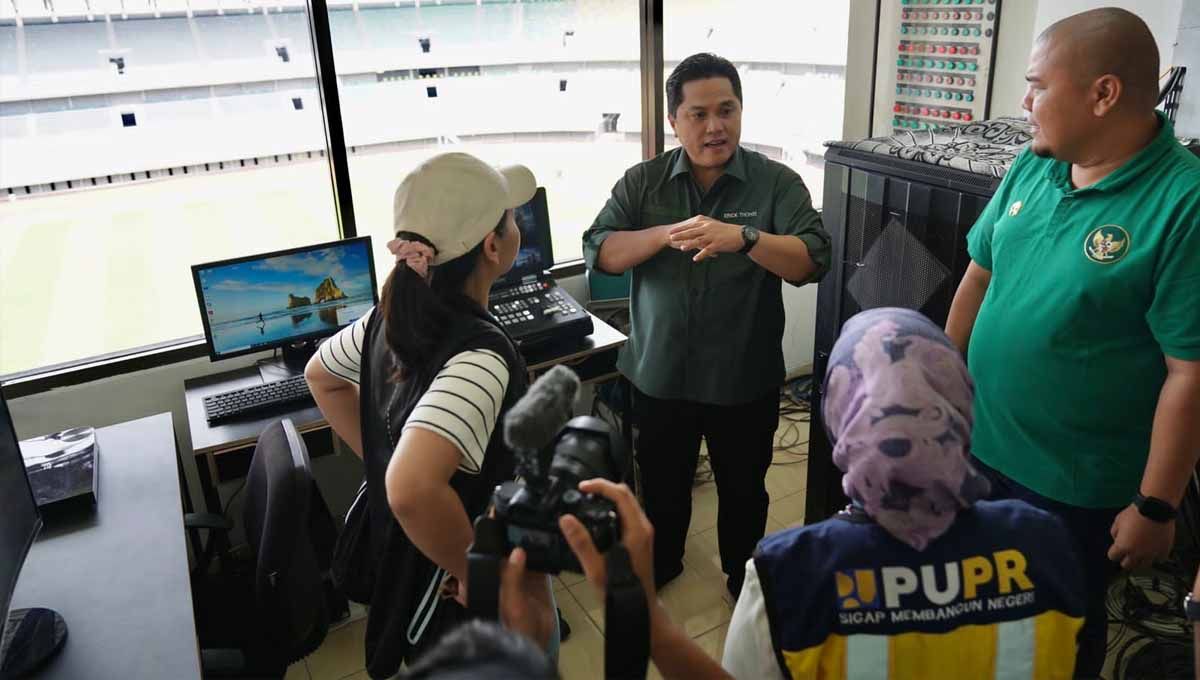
[328,0,642,270]
[0,4,340,376]
[663,0,850,208]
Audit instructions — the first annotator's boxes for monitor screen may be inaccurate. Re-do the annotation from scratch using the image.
[192,237,378,361]
[0,392,42,646]
[497,187,553,286]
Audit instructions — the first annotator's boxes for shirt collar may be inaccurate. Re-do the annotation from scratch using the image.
[668,145,748,184]
[1043,111,1176,195]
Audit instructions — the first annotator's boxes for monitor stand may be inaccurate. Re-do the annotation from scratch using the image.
[1,608,67,677]
[256,339,318,383]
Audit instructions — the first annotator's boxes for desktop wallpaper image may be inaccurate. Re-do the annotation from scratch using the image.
[198,243,375,356]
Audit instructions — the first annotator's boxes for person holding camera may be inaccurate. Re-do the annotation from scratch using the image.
[582,52,830,599]
[305,152,557,679]
[492,475,734,680]
[721,308,1087,679]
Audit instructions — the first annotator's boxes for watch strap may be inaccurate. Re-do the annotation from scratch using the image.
[1133,493,1176,523]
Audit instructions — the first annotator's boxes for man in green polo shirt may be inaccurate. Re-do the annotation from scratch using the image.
[582,53,830,598]
[946,9,1200,676]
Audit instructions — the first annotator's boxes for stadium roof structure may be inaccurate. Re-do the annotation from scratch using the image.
[0,0,498,24]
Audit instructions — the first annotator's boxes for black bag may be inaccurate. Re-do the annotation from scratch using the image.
[331,479,374,604]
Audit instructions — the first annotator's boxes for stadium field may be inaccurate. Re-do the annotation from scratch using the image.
[0,138,642,374]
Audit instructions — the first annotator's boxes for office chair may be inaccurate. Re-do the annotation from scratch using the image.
[1158,66,1186,124]
[188,418,342,678]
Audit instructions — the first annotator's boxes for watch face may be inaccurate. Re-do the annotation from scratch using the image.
[1186,593,1200,621]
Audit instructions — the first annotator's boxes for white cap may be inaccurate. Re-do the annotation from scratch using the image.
[392,152,537,266]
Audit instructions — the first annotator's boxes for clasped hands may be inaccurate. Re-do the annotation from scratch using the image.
[666,215,745,262]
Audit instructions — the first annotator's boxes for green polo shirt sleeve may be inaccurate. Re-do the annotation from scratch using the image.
[967,149,1032,271]
[966,196,1000,271]
[773,166,831,285]
[1148,213,1200,360]
[582,166,644,275]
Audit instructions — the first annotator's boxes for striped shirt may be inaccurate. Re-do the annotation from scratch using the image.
[316,307,511,474]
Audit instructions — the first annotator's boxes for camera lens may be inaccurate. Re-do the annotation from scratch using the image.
[548,416,623,486]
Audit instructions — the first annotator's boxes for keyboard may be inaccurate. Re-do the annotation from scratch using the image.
[489,276,593,349]
[203,374,313,424]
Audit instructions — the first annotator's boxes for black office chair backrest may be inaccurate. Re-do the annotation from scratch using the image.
[242,419,333,666]
[1158,66,1186,123]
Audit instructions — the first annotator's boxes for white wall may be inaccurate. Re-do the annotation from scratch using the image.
[989,0,1041,118]
[1174,0,1200,137]
[1033,0,1183,67]
[985,1,1189,119]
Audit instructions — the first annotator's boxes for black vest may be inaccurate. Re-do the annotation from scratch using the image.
[358,304,527,679]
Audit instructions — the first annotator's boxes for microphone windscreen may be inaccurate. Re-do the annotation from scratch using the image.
[503,365,580,452]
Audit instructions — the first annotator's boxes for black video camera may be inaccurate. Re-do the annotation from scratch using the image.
[475,365,630,574]
[468,368,649,679]
[492,414,626,574]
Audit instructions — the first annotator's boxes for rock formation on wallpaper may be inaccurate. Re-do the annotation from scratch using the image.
[287,277,346,308]
[315,277,347,303]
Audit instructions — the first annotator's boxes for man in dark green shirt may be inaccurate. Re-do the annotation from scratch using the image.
[945,10,1200,676]
[582,53,830,597]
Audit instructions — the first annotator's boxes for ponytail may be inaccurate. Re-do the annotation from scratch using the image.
[379,214,508,380]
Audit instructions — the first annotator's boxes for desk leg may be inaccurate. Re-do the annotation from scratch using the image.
[174,432,203,555]
[195,452,223,516]
[194,451,233,563]
[621,377,635,486]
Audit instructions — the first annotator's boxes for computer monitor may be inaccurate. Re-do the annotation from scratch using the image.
[0,390,65,675]
[495,187,554,287]
[192,237,378,368]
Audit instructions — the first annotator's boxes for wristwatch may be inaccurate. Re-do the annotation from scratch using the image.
[1133,493,1176,523]
[739,226,760,254]
[1184,592,1200,622]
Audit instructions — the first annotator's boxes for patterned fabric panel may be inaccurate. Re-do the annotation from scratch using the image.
[825,118,1033,178]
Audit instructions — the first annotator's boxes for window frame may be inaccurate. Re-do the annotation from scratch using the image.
[1,0,663,396]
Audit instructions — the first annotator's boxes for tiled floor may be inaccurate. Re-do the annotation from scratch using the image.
[286,413,810,680]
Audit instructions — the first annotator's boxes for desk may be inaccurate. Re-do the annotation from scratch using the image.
[184,368,330,515]
[183,313,628,515]
[523,314,627,384]
[10,413,201,680]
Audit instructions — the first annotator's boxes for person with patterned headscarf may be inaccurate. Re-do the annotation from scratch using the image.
[721,308,1087,680]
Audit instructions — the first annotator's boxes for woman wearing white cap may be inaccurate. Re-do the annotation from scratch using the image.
[305,152,556,678]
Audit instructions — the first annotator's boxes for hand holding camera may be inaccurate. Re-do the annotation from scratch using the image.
[468,366,651,679]
[559,479,656,604]
[491,365,629,574]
